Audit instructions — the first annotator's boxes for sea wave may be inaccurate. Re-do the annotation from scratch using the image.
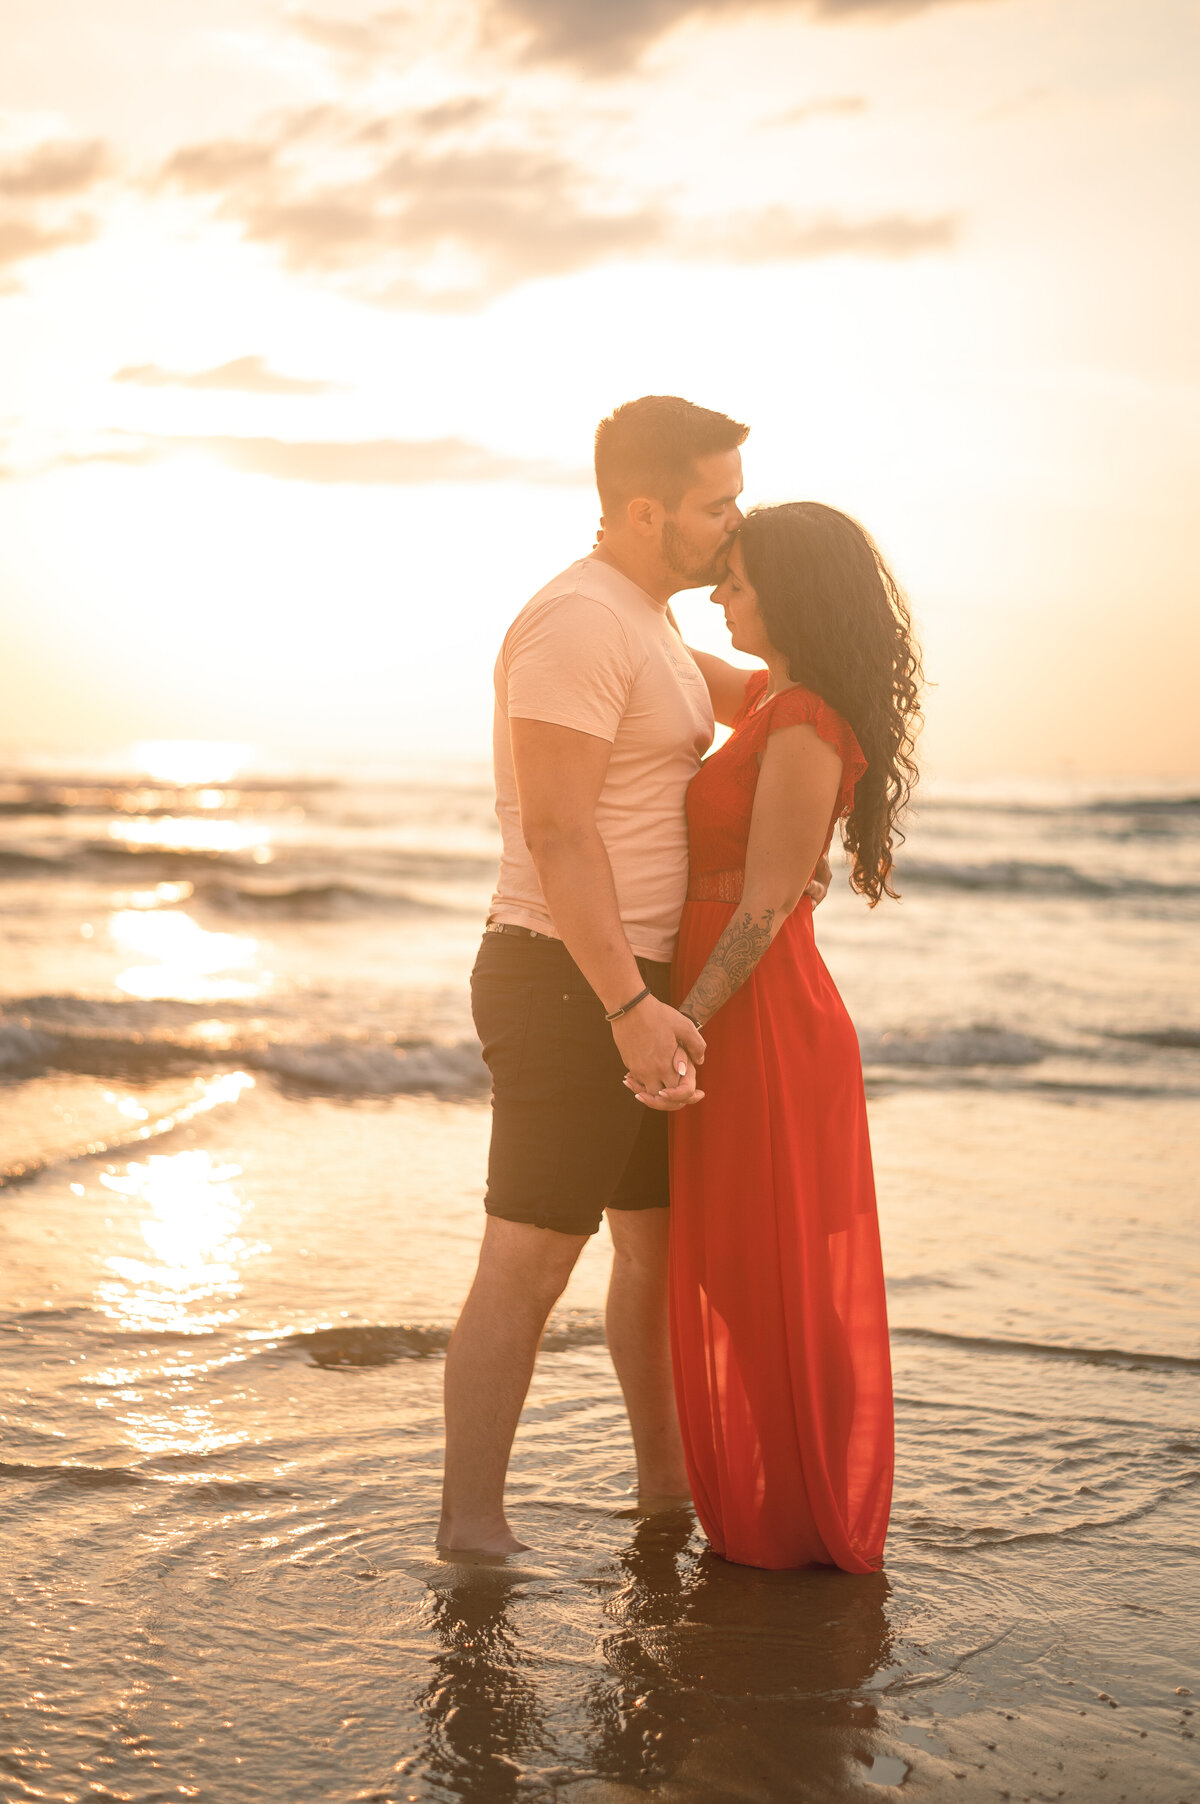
[0,849,64,873]
[193,878,454,918]
[1080,794,1200,818]
[261,1037,486,1095]
[6,1301,1195,1383]
[897,858,1200,899]
[279,1317,1200,1375]
[0,1460,144,1489]
[5,992,1199,1105]
[916,789,1200,822]
[891,1326,1200,1374]
[1111,1028,1200,1051]
[0,999,489,1100]
[0,839,496,884]
[280,1314,609,1367]
[0,1460,304,1501]
[858,1026,1045,1067]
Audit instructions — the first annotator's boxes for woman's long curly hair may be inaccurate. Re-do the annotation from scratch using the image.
[737,502,923,904]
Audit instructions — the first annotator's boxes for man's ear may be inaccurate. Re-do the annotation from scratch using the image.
[627,495,662,539]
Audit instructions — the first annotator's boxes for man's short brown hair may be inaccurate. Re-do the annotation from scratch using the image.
[594,395,749,515]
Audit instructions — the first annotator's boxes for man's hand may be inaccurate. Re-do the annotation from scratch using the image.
[805,854,833,907]
[611,997,706,1109]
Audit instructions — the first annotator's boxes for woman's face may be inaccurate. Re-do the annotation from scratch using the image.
[710,539,773,662]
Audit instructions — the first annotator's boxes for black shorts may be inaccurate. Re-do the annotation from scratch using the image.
[471,928,670,1237]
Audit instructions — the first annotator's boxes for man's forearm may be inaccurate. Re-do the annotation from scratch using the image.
[526,825,644,1013]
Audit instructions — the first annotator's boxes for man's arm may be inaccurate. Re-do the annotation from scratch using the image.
[510,716,707,1103]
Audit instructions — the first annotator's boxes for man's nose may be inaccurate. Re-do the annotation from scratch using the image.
[728,503,744,528]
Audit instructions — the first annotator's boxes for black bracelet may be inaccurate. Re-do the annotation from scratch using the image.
[604,984,651,1023]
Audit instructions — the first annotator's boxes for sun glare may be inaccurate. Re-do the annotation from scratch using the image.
[132,741,254,785]
[108,815,270,857]
[110,907,267,1001]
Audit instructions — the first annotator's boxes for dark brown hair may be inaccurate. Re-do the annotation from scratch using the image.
[594,395,748,514]
[738,502,923,904]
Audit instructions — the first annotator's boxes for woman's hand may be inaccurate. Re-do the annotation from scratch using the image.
[623,1060,705,1111]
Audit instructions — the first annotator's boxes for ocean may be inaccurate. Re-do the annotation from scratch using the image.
[1,752,1197,1803]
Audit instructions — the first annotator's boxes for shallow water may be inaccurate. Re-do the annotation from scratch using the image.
[2,762,1199,1801]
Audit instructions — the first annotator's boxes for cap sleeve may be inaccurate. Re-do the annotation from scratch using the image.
[761,685,868,816]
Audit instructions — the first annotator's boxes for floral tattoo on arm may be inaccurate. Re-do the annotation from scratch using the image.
[681,906,777,1029]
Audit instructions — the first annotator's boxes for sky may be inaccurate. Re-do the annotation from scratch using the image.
[0,0,1197,778]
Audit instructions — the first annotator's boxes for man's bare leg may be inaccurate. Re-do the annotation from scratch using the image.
[439,1215,588,1554]
[605,1207,691,1509]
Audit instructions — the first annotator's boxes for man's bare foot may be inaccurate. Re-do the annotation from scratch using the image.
[435,1521,529,1557]
[434,1544,530,1567]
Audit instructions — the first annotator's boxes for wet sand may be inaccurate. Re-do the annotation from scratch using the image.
[2,1083,1197,1803]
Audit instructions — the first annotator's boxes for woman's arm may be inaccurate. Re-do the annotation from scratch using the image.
[678,723,844,1030]
[686,647,755,727]
[664,606,753,727]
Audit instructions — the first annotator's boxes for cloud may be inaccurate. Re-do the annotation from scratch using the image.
[0,138,110,199]
[158,106,958,308]
[770,96,869,125]
[485,0,997,71]
[160,137,280,192]
[114,355,341,395]
[0,136,111,275]
[685,207,958,261]
[0,213,97,270]
[246,146,663,281]
[287,7,415,63]
[5,431,586,487]
[195,433,585,483]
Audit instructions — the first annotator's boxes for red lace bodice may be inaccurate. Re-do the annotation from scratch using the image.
[684,671,867,900]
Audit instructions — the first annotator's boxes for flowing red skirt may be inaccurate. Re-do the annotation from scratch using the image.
[669,895,893,1572]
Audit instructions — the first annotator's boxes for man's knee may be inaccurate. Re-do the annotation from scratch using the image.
[606,1207,670,1272]
[477,1215,586,1312]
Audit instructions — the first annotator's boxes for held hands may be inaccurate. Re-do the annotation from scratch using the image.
[611,996,706,1112]
[607,858,827,1113]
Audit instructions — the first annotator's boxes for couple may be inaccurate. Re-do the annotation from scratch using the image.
[439,395,921,1573]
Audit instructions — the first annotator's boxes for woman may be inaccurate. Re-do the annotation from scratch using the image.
[659,501,921,1573]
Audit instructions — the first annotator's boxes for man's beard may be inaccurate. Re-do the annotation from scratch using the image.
[662,519,733,589]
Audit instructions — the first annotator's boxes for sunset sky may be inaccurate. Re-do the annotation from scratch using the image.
[1,0,1196,777]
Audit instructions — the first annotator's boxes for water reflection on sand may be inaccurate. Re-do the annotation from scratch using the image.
[413,1516,897,1802]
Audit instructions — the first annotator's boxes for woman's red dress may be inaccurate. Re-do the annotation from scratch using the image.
[669,671,893,1572]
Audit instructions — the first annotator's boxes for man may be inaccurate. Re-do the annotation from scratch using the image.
[438,396,822,1556]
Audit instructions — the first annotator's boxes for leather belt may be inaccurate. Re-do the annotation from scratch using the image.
[484,920,550,939]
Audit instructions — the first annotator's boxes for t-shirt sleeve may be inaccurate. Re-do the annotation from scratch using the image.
[504,595,637,744]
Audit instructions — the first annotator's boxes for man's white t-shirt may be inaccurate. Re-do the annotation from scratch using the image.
[488,556,715,965]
